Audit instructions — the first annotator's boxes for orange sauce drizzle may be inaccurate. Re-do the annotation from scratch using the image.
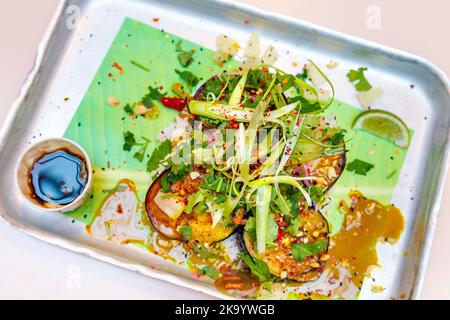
[327,191,405,287]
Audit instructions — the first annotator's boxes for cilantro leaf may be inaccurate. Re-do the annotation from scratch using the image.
[175,40,196,67]
[202,76,224,97]
[142,86,167,108]
[296,70,308,81]
[177,225,191,240]
[299,96,322,114]
[160,176,172,193]
[266,214,279,245]
[346,159,375,176]
[239,253,273,283]
[123,131,136,151]
[123,132,151,162]
[330,129,347,145]
[277,73,296,91]
[292,240,327,262]
[171,162,190,175]
[286,217,303,237]
[246,69,267,89]
[178,51,195,67]
[347,67,372,92]
[193,243,219,259]
[308,186,324,203]
[134,150,146,162]
[124,103,134,115]
[199,171,227,193]
[244,217,257,241]
[201,266,221,280]
[287,188,302,217]
[146,139,172,173]
[197,115,223,127]
[175,69,199,91]
[213,193,227,204]
[175,40,195,67]
[141,96,153,109]
[133,137,151,162]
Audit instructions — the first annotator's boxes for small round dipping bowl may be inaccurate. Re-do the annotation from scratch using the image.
[16,138,93,213]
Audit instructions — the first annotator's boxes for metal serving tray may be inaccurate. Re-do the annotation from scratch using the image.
[0,0,449,300]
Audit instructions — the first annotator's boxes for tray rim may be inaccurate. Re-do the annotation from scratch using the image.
[0,0,449,300]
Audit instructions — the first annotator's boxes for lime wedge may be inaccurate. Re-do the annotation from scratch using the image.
[352,110,410,148]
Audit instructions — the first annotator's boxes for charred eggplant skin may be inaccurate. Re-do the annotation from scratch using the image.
[194,83,207,101]
[145,170,238,244]
[145,172,181,240]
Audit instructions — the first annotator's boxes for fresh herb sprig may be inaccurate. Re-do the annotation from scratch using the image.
[123,131,151,162]
[176,40,195,67]
[146,139,172,173]
[347,67,372,92]
[346,159,375,176]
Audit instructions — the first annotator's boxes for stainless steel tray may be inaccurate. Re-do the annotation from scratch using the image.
[0,0,449,300]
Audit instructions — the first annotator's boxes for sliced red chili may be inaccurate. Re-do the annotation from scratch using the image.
[160,97,187,111]
[276,228,284,243]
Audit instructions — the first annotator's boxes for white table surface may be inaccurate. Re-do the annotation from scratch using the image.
[0,0,449,299]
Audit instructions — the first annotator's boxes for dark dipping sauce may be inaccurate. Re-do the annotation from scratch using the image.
[30,150,87,206]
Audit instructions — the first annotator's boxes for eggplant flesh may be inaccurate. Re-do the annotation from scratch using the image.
[242,208,329,282]
[304,151,346,193]
[145,171,237,245]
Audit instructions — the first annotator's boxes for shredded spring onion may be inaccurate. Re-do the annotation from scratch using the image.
[228,70,249,106]
[256,185,272,253]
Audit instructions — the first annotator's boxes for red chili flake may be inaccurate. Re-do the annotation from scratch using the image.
[108,72,113,78]
[161,97,187,112]
[152,18,160,22]
[276,228,284,243]
[278,219,287,228]
[244,19,251,25]
[116,203,123,214]
[112,62,124,74]
[229,119,239,129]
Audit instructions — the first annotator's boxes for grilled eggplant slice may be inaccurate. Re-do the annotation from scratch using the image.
[305,152,346,192]
[243,208,329,282]
[145,171,237,245]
